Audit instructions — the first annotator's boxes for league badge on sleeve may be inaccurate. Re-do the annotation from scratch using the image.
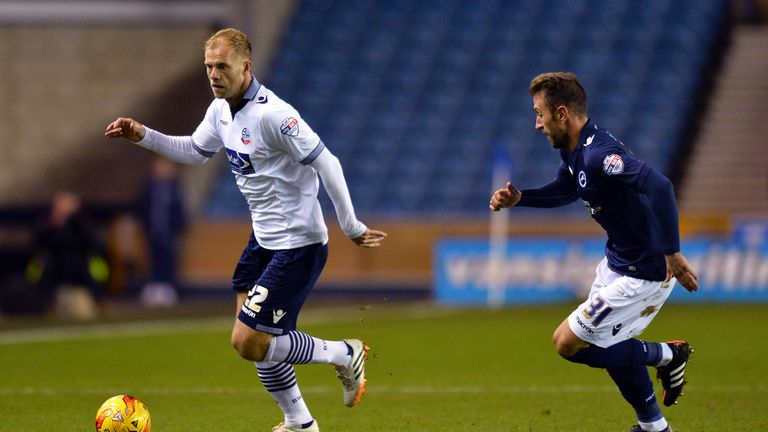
[280,117,300,137]
[602,154,624,175]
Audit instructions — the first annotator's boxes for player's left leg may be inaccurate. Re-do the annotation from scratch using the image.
[229,236,334,430]
[608,365,671,432]
[554,328,676,432]
[553,259,687,431]
[261,332,368,407]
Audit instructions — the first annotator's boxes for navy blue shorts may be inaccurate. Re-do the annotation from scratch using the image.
[233,233,328,335]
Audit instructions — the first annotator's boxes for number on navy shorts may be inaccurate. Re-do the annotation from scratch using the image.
[244,284,269,313]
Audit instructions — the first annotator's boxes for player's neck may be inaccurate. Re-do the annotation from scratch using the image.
[227,74,253,108]
[566,116,589,151]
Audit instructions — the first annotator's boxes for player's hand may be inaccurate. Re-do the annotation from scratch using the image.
[105,117,146,143]
[489,182,522,211]
[352,228,387,248]
[665,252,699,292]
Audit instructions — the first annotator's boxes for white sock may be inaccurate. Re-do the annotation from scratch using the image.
[656,343,674,367]
[266,331,351,366]
[255,361,314,428]
[639,417,669,431]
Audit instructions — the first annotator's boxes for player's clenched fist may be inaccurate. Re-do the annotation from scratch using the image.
[104,117,146,143]
[489,181,522,211]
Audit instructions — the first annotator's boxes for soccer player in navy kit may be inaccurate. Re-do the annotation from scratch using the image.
[106,28,386,432]
[490,72,699,432]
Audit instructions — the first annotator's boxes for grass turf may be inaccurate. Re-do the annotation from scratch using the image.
[0,301,766,431]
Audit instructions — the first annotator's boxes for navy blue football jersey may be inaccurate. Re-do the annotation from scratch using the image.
[518,121,680,281]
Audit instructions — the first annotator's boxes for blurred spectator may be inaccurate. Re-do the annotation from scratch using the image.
[137,157,187,307]
[26,191,107,320]
[105,212,146,298]
[735,0,768,23]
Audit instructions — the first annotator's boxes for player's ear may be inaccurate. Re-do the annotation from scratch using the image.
[243,59,252,75]
[556,105,568,123]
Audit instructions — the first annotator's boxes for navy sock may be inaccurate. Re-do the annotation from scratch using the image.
[607,366,663,423]
[567,339,662,368]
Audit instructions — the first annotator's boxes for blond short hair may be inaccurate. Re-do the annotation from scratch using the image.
[205,27,252,59]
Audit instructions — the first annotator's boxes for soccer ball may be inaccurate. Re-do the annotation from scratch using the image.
[95,395,151,432]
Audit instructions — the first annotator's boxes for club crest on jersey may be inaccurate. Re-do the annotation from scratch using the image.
[280,117,300,137]
[602,154,624,175]
[226,148,255,175]
[241,127,252,145]
[578,170,587,187]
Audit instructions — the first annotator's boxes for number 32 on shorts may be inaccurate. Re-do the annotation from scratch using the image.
[581,295,613,327]
[244,284,269,313]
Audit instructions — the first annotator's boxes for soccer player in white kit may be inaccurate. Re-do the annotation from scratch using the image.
[106,28,386,432]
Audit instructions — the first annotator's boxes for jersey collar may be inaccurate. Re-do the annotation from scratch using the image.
[230,76,262,117]
[578,118,595,147]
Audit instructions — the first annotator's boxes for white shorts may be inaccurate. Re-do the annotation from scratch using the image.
[567,258,676,348]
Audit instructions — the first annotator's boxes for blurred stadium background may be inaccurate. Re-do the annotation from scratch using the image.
[0,0,766,315]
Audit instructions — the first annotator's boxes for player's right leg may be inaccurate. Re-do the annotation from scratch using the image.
[655,340,692,406]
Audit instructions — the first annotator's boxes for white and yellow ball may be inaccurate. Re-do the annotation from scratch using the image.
[95,395,151,432]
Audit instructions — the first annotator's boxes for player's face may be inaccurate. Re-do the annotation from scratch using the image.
[533,92,568,149]
[204,41,251,104]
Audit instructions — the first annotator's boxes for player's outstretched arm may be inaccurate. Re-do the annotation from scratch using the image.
[665,252,699,292]
[105,117,146,143]
[489,182,522,211]
[352,228,387,248]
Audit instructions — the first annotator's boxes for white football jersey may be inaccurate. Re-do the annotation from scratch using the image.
[192,80,328,249]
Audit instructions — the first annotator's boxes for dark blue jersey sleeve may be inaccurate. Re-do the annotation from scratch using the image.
[585,147,680,255]
[517,162,579,208]
[639,167,680,254]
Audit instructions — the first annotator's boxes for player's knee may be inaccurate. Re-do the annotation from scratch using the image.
[552,333,571,358]
[552,326,584,358]
[231,335,268,362]
[554,339,578,358]
[230,331,250,359]
[231,328,271,362]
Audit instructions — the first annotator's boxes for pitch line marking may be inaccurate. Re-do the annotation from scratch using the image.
[0,384,764,396]
[0,302,463,346]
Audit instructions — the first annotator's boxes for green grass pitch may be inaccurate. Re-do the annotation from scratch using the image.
[0,301,766,431]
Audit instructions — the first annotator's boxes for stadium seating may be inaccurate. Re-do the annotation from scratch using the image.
[205,0,729,217]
